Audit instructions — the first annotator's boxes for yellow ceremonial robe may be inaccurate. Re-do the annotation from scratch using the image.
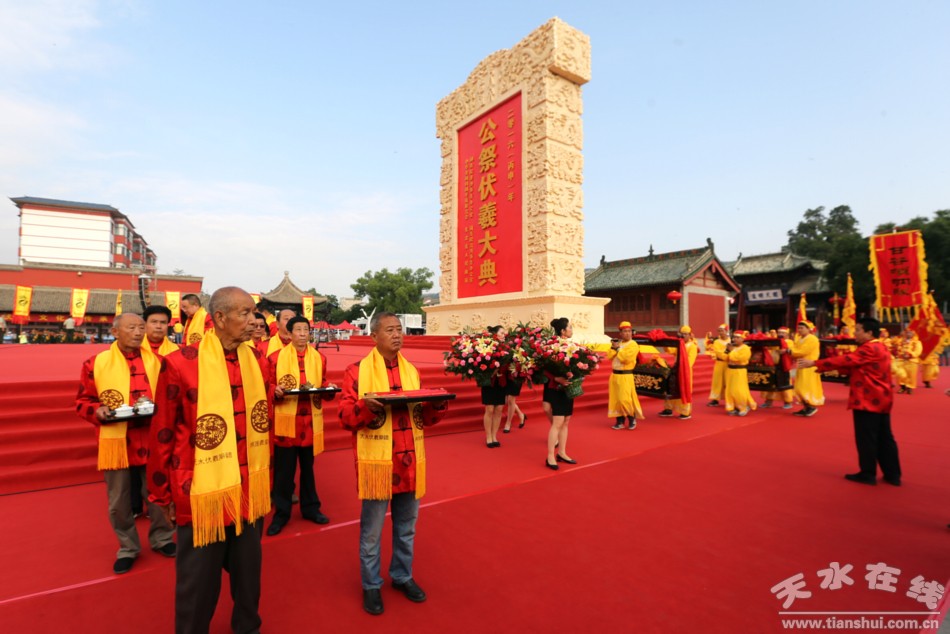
[666,340,698,416]
[789,334,825,407]
[922,352,939,384]
[897,338,922,389]
[707,337,729,401]
[607,340,644,420]
[717,344,757,413]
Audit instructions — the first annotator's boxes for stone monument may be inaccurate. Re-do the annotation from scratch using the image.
[424,17,608,341]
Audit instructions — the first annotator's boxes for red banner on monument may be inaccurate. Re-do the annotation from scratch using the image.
[869,230,927,320]
[457,92,523,298]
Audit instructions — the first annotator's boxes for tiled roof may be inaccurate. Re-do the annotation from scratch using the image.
[261,271,326,305]
[585,246,728,291]
[10,196,120,214]
[0,285,207,314]
[724,251,826,277]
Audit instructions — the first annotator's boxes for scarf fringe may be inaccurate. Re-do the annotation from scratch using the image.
[312,431,324,456]
[97,438,129,471]
[191,484,242,548]
[358,461,393,500]
[414,458,426,500]
[247,468,271,522]
[275,413,296,438]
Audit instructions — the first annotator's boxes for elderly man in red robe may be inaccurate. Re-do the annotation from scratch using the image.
[76,313,176,575]
[339,311,449,616]
[180,293,214,346]
[148,287,272,633]
[266,315,338,535]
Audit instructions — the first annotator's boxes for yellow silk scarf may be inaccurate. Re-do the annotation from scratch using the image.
[140,339,179,391]
[265,334,287,357]
[192,331,270,547]
[356,348,425,501]
[185,307,210,345]
[274,344,325,454]
[93,343,160,470]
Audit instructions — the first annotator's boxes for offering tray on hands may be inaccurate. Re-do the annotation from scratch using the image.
[283,387,342,395]
[364,388,456,403]
[105,408,155,424]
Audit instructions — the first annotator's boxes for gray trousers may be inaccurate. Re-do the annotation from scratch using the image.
[104,465,175,559]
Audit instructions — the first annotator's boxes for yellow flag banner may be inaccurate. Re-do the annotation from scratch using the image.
[250,293,261,305]
[166,291,181,323]
[796,293,807,324]
[302,296,314,323]
[71,288,90,321]
[842,273,856,332]
[868,230,928,322]
[13,285,32,324]
[115,290,123,316]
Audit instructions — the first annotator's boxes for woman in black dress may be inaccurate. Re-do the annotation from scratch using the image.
[481,326,507,447]
[543,317,578,470]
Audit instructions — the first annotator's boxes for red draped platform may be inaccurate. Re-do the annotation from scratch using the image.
[0,341,947,633]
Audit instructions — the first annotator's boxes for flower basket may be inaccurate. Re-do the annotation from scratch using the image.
[475,374,495,388]
[564,379,585,399]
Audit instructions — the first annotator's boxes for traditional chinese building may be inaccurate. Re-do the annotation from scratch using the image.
[259,271,327,318]
[584,241,739,339]
[0,261,204,339]
[724,249,831,333]
[10,196,157,273]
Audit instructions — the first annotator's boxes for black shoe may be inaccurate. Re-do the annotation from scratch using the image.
[545,460,559,471]
[658,409,674,417]
[489,441,501,448]
[519,414,527,429]
[304,511,330,525]
[883,477,902,487]
[502,426,511,434]
[611,422,625,430]
[363,588,384,615]
[113,557,135,574]
[556,454,577,465]
[678,414,691,420]
[793,409,808,417]
[392,578,427,603]
[266,521,285,536]
[844,473,877,486]
[157,542,177,558]
[803,407,817,417]
[706,400,719,407]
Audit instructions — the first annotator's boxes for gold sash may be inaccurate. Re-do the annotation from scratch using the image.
[356,348,425,500]
[274,344,325,454]
[185,307,211,345]
[192,331,270,547]
[93,343,160,470]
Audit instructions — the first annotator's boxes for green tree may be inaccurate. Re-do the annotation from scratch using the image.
[350,267,434,315]
[787,205,872,308]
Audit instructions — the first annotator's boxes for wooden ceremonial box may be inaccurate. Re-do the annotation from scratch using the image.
[743,338,793,392]
[818,338,857,384]
[631,336,682,399]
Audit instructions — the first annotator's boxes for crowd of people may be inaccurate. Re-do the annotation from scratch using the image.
[76,289,447,629]
[71,293,942,630]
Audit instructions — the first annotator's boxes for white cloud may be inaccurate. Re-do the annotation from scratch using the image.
[0,93,86,167]
[0,0,109,73]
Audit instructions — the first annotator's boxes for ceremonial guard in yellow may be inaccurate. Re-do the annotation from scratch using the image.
[896,329,922,394]
[922,350,940,388]
[706,324,730,406]
[608,321,644,429]
[716,330,757,416]
[660,326,698,420]
[787,320,825,417]
[76,314,175,574]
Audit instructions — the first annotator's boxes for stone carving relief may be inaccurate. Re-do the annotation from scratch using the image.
[497,312,516,329]
[530,308,550,328]
[469,313,486,330]
[571,311,591,330]
[448,314,462,333]
[427,316,440,333]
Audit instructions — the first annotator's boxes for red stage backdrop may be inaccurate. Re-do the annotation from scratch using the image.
[457,92,523,298]
[869,230,928,320]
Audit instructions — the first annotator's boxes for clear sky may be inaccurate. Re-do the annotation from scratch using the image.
[2,0,947,299]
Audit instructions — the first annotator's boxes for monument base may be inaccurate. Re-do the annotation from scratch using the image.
[424,295,611,343]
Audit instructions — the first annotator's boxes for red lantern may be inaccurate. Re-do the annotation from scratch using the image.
[667,290,683,305]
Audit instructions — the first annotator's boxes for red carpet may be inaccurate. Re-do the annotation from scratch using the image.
[0,343,947,633]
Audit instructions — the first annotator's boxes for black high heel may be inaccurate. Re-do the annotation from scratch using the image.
[519,414,527,429]
[545,460,559,471]
[556,454,577,465]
